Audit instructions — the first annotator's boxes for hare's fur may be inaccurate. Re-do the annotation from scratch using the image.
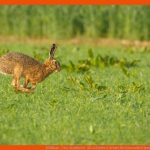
[0,45,60,93]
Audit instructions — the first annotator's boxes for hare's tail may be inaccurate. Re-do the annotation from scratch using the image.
[0,61,11,76]
[0,56,14,75]
[0,65,13,75]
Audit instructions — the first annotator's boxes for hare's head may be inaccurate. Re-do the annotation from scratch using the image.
[44,44,61,72]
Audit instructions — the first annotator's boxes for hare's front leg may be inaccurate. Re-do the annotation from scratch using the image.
[23,78,36,90]
[31,83,37,90]
[12,66,30,93]
[23,78,29,88]
[12,65,22,90]
[22,83,37,93]
[11,78,16,87]
[20,80,36,93]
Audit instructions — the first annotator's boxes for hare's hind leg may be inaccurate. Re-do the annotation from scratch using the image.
[13,77,21,92]
[15,78,36,93]
[12,68,31,93]
[12,65,24,92]
[11,78,16,87]
[13,76,21,90]
[11,76,20,89]
[31,83,36,90]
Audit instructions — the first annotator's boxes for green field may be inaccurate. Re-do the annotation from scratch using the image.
[0,40,150,144]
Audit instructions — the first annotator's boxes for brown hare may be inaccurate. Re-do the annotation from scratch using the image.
[0,43,60,93]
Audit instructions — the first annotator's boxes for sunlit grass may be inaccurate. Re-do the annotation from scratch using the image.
[0,41,150,144]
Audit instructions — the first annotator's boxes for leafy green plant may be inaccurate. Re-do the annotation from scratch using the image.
[68,74,107,92]
[63,49,140,78]
[119,58,140,68]
[117,82,145,94]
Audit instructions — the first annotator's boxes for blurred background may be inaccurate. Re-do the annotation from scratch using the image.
[0,5,149,41]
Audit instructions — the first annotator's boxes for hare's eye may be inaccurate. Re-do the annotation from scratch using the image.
[55,61,57,66]
[56,61,60,68]
[52,60,56,64]
[52,60,55,65]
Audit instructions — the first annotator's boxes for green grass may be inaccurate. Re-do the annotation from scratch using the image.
[0,41,150,144]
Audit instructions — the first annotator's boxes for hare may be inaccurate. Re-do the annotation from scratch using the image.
[0,43,60,93]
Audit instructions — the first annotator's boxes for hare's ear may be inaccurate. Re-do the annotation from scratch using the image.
[49,43,56,59]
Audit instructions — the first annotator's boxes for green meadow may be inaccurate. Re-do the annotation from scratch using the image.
[0,40,150,144]
[0,5,150,144]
